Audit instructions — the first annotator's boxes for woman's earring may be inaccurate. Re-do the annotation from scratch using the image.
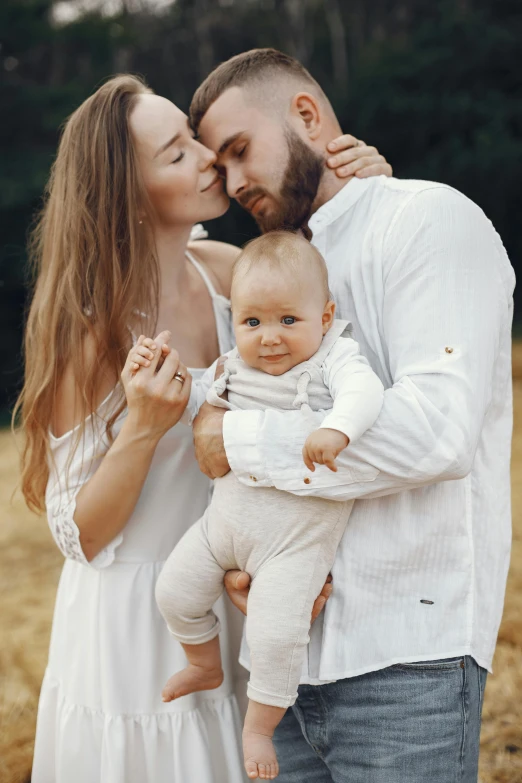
[138,219,143,225]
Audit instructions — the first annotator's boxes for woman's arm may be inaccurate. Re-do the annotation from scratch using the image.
[51,332,191,563]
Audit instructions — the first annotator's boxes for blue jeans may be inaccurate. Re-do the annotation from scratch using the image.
[273,656,487,782]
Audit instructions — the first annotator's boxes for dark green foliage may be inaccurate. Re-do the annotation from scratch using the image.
[0,0,520,412]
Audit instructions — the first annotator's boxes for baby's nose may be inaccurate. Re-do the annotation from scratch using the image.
[261,330,281,345]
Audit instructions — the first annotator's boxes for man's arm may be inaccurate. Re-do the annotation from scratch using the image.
[196,187,514,497]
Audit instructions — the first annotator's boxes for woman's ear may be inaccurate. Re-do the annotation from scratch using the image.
[290,92,322,141]
[322,300,336,334]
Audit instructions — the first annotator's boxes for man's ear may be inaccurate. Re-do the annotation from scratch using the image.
[290,92,322,141]
[322,300,336,333]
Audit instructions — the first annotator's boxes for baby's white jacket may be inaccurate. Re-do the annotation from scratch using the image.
[185,319,384,446]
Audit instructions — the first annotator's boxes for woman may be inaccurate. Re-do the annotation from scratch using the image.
[15,74,391,783]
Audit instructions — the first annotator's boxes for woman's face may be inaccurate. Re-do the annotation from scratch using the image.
[130,94,229,228]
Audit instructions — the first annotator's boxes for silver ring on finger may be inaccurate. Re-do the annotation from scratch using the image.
[173,372,185,385]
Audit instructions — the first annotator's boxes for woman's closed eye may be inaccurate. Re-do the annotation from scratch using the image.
[172,132,199,163]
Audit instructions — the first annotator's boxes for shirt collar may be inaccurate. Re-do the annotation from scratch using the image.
[309,176,373,236]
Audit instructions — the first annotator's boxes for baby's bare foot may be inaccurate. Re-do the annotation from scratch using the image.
[162,664,223,702]
[243,730,279,780]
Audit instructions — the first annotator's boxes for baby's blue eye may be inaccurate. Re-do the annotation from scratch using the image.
[247,318,260,327]
[282,316,296,325]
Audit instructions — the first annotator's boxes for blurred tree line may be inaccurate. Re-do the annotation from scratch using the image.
[1,0,520,415]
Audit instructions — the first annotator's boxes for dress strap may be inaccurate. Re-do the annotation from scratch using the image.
[185,246,234,356]
[185,248,220,300]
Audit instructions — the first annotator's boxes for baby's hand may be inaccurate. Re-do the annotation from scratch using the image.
[302,428,349,473]
[128,335,171,373]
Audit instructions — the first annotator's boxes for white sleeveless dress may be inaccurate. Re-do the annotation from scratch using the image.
[32,233,248,783]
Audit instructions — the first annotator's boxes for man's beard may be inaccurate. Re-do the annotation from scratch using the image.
[239,129,324,234]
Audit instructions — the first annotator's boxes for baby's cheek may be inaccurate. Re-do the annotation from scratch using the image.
[234,334,257,368]
[292,327,323,364]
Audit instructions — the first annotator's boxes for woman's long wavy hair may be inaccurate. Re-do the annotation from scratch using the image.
[13,74,159,512]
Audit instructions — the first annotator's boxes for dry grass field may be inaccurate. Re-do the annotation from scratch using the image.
[1,355,521,783]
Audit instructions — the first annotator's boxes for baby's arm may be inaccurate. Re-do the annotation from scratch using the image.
[303,428,349,472]
[303,335,384,471]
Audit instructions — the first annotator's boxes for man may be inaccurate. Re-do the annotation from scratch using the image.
[190,48,515,782]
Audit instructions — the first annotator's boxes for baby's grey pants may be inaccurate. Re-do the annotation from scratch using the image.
[156,472,352,708]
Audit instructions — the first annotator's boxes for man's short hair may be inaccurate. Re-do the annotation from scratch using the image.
[190,48,326,132]
[231,230,331,303]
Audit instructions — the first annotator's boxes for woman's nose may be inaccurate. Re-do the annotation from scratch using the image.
[197,141,217,171]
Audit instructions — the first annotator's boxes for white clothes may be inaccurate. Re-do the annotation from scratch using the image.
[156,472,349,709]
[189,320,384,444]
[32,236,248,783]
[156,322,383,708]
[221,177,515,681]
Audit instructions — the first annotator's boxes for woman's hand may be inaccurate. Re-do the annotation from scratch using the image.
[121,331,192,442]
[326,134,392,180]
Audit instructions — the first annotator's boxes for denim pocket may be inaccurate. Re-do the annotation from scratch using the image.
[393,657,465,671]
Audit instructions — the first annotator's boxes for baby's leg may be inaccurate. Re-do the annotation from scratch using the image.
[241,548,336,779]
[155,516,227,701]
[243,701,284,780]
[161,636,224,702]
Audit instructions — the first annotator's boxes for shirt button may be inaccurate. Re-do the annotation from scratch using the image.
[445,347,454,354]
[249,475,257,482]
[303,477,311,484]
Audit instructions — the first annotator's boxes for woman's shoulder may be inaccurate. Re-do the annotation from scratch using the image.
[187,240,242,299]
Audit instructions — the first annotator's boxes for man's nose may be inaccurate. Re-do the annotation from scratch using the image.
[226,167,247,199]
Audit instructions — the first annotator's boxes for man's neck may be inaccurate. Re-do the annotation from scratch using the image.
[312,167,354,214]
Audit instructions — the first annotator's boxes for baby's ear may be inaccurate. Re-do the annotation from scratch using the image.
[322,300,336,333]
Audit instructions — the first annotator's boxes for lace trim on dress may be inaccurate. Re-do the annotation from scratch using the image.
[48,493,123,570]
[49,495,89,565]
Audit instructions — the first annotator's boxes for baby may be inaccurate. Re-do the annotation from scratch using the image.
[149,231,384,780]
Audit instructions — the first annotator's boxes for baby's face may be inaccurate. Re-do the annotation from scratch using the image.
[232,267,330,375]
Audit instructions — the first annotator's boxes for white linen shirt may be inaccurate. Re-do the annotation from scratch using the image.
[222,175,515,680]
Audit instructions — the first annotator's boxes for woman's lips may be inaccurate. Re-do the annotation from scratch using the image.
[202,176,221,192]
